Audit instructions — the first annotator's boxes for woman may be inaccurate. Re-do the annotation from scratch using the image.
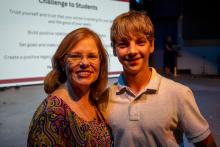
[27,27,112,146]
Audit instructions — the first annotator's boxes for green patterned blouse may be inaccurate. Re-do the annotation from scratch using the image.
[27,95,113,147]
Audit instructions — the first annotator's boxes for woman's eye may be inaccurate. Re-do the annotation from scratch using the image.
[88,54,98,59]
[88,54,99,62]
[70,54,81,59]
[66,54,81,60]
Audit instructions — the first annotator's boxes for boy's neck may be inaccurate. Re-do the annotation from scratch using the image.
[123,68,152,95]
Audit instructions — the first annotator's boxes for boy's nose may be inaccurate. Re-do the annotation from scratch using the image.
[128,41,137,54]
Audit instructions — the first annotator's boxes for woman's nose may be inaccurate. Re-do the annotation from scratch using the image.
[79,57,90,67]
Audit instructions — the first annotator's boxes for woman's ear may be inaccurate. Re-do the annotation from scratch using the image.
[59,60,66,72]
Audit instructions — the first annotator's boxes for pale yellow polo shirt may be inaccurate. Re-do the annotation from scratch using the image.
[99,68,210,147]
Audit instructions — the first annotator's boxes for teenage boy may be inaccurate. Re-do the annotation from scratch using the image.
[98,11,217,147]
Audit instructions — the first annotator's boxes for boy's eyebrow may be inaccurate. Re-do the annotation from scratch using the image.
[117,38,129,42]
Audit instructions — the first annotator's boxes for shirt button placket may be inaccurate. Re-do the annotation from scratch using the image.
[128,99,140,121]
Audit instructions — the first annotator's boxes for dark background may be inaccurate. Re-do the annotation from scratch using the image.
[130,0,220,75]
[130,0,220,41]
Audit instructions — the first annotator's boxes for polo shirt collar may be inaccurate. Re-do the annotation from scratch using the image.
[116,68,161,96]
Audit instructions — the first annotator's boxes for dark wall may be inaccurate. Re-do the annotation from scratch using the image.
[130,0,220,74]
[130,0,181,69]
[183,0,220,41]
[152,0,181,69]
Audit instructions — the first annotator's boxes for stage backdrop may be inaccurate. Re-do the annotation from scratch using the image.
[0,0,129,87]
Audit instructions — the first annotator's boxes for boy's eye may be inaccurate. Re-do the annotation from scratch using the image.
[136,39,147,46]
[116,42,129,48]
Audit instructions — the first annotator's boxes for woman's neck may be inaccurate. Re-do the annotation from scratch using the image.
[65,81,90,102]
[57,83,97,121]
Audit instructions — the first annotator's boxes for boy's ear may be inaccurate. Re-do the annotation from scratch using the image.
[150,40,155,53]
[111,42,117,56]
[113,48,117,56]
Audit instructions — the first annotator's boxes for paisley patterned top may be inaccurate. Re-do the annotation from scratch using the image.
[27,95,113,147]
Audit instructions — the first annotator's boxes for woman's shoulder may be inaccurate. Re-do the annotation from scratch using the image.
[46,95,70,113]
[27,95,73,146]
[33,95,69,119]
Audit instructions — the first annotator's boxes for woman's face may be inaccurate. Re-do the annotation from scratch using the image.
[64,37,100,89]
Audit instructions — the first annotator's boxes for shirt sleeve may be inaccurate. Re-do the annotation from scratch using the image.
[27,99,73,147]
[178,87,211,143]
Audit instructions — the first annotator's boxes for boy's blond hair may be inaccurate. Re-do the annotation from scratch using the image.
[110,11,154,55]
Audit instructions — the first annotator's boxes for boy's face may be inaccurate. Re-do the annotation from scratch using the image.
[115,35,154,74]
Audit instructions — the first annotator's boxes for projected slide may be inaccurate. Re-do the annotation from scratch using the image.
[0,0,129,87]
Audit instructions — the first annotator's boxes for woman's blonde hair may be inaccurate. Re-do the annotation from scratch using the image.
[44,27,108,100]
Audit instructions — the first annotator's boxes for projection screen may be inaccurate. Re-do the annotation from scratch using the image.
[0,0,129,87]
